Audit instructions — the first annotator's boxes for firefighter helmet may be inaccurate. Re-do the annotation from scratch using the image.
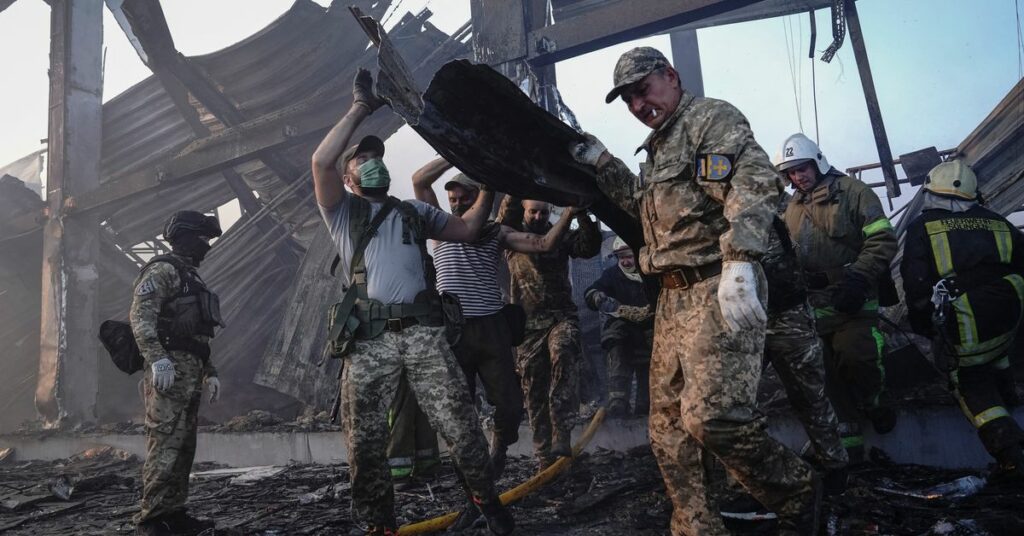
[774,133,830,175]
[924,160,978,200]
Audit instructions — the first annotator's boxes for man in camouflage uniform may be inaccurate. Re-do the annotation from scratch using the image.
[762,195,849,493]
[132,211,223,536]
[498,196,601,467]
[774,133,899,457]
[311,69,512,535]
[570,47,818,535]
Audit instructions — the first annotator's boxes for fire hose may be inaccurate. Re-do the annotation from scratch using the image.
[397,407,608,535]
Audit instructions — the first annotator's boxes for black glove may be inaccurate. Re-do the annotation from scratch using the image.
[352,68,386,112]
[831,269,870,313]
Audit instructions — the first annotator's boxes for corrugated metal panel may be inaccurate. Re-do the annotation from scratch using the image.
[0,0,475,427]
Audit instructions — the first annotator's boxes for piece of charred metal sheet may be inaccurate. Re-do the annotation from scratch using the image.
[350,6,425,123]
[352,10,644,251]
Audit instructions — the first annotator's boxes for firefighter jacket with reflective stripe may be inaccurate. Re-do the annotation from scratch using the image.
[783,172,897,320]
[900,206,1024,364]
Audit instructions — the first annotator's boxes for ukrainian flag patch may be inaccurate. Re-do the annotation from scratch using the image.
[696,153,735,182]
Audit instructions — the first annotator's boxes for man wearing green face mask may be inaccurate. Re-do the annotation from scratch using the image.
[311,69,514,536]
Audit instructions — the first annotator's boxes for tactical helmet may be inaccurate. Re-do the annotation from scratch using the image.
[164,211,222,242]
[924,160,978,200]
[774,133,830,175]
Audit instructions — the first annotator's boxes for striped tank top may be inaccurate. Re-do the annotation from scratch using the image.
[433,226,505,318]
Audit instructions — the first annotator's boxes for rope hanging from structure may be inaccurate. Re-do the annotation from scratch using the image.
[783,15,804,133]
[1016,0,1023,80]
[820,0,847,63]
[809,9,821,145]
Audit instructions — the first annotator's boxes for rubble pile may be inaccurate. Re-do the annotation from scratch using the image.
[1,445,1022,534]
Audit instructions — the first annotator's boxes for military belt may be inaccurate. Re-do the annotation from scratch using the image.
[383,317,419,332]
[660,260,723,290]
[354,301,432,332]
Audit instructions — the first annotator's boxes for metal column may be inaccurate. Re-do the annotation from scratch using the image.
[846,0,900,202]
[670,29,704,97]
[36,0,104,427]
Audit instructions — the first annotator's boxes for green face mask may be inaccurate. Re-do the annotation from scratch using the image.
[357,158,391,189]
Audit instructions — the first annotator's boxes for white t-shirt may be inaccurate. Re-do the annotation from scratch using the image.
[320,195,449,304]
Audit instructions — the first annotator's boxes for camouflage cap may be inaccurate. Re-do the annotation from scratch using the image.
[443,173,481,191]
[604,46,671,103]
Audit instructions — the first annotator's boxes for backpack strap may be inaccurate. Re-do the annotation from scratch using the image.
[351,197,401,299]
[394,199,436,291]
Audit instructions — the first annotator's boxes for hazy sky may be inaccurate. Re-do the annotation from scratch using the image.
[1,0,1021,225]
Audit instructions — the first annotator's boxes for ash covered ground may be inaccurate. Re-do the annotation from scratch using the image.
[2,444,1023,535]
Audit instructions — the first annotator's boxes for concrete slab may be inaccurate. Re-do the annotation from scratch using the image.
[1,406,1019,469]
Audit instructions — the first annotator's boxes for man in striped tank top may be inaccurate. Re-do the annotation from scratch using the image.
[411,158,584,480]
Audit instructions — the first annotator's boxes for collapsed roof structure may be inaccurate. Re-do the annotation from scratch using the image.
[0,0,1021,434]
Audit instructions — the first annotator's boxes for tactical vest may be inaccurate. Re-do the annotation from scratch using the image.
[325,196,458,359]
[139,254,223,358]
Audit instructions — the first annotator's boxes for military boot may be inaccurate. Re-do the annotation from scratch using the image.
[777,472,823,536]
[866,405,897,434]
[167,510,215,534]
[366,525,398,536]
[823,465,849,496]
[550,429,572,460]
[607,399,629,418]
[990,446,1024,485]
[135,515,174,536]
[472,495,515,535]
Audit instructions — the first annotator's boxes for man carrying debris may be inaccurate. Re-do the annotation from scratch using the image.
[774,133,899,458]
[310,69,513,535]
[570,46,819,535]
[497,195,601,469]
[584,237,653,418]
[411,159,583,479]
[760,194,850,493]
[132,211,223,536]
[901,160,1024,482]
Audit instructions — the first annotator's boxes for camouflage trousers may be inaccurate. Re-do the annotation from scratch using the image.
[603,318,652,415]
[649,273,813,536]
[766,302,848,470]
[516,318,581,463]
[136,351,204,523]
[386,372,440,479]
[340,324,496,527]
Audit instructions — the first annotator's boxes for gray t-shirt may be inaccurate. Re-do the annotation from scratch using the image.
[320,195,449,304]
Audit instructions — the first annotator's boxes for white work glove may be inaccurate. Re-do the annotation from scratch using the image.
[205,376,221,403]
[569,132,607,166]
[151,358,176,391]
[717,261,767,332]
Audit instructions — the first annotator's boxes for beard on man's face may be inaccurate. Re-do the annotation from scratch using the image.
[524,219,548,233]
[451,203,471,217]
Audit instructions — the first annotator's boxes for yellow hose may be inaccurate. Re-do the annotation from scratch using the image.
[398,408,607,535]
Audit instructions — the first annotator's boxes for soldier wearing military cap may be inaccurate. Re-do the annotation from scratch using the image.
[570,46,819,536]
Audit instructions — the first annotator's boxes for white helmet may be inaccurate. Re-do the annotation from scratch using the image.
[611,236,630,255]
[774,133,830,175]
